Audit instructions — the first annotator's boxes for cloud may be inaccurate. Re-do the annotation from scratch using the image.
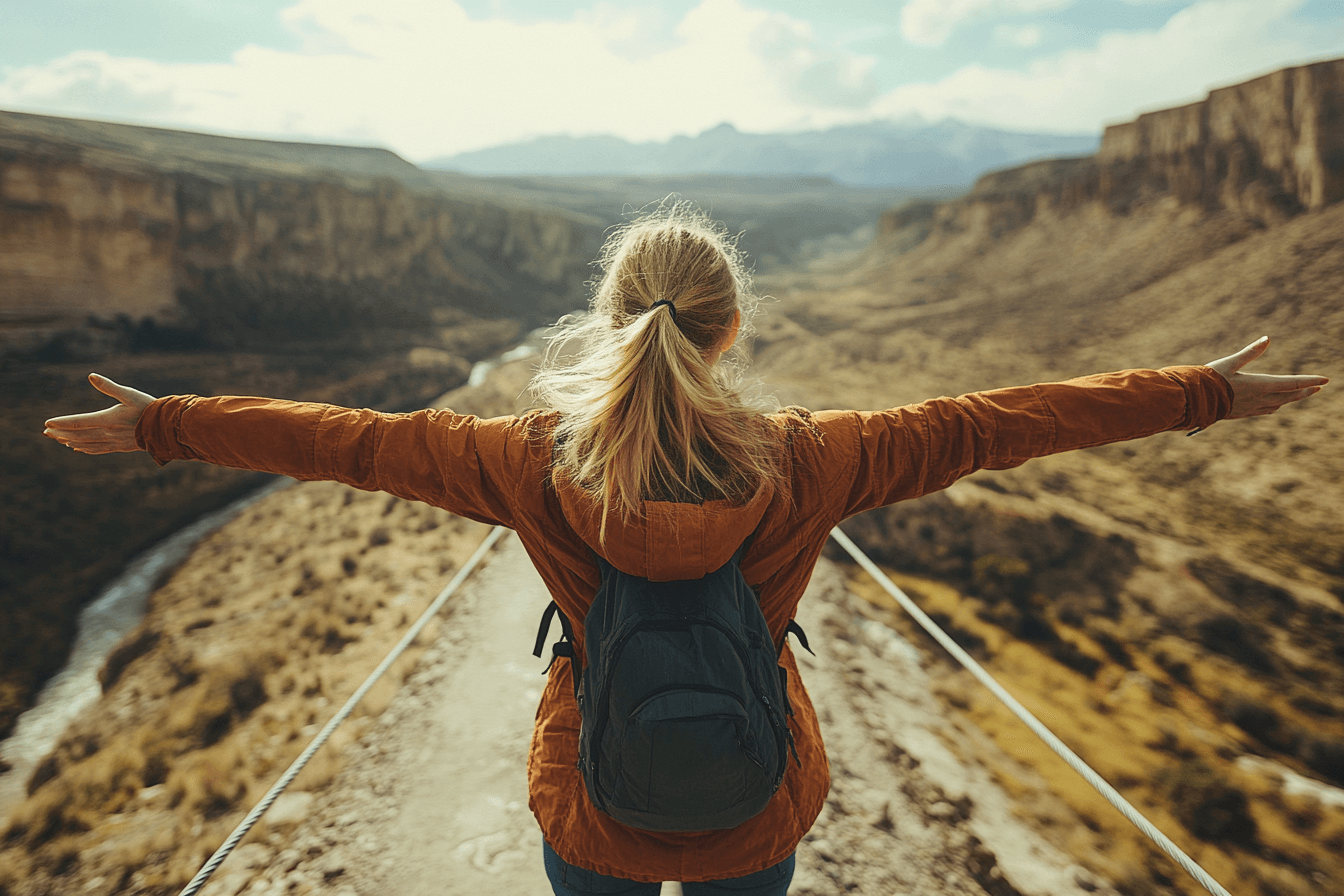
[0,0,1331,155]
[900,0,1072,48]
[877,0,1338,133]
[0,51,189,121]
[994,23,1044,48]
[743,12,879,107]
[0,0,879,159]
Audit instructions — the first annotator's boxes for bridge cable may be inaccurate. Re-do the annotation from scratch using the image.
[177,525,509,896]
[180,522,1229,896]
[829,525,1232,896]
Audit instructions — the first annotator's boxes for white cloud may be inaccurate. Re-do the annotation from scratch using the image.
[745,14,879,107]
[0,0,878,160]
[994,23,1044,48]
[877,0,1338,133]
[0,51,189,119]
[901,0,1072,48]
[0,0,1332,155]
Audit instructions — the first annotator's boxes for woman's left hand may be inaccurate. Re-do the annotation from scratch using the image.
[44,374,156,454]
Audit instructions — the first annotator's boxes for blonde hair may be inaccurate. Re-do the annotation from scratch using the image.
[530,201,780,540]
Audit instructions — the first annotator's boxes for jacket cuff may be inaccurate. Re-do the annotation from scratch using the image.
[1175,365,1235,429]
[135,395,200,466]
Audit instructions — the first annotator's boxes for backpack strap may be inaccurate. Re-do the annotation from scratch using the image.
[785,619,813,655]
[533,600,577,675]
[778,618,811,766]
[733,533,810,657]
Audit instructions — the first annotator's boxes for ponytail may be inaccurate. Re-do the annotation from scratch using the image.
[530,202,780,541]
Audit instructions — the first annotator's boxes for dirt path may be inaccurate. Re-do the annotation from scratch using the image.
[207,532,1118,896]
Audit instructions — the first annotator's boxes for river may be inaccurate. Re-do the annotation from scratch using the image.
[0,479,292,817]
[0,338,551,820]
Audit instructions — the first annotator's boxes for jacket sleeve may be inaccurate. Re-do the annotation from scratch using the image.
[134,395,526,527]
[828,365,1233,520]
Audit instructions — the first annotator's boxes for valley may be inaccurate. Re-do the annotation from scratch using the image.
[1,57,1342,896]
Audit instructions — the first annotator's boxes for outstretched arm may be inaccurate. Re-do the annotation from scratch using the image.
[43,375,526,527]
[44,374,154,454]
[834,337,1328,518]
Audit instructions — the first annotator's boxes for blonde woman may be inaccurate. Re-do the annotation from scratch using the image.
[45,204,1327,895]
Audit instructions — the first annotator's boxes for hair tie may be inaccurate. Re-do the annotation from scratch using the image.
[649,299,678,322]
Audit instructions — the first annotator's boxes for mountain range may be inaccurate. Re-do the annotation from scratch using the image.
[425,119,1100,187]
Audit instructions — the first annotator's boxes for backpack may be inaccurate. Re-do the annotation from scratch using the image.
[533,540,811,832]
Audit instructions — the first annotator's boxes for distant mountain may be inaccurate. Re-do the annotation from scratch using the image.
[424,120,1100,188]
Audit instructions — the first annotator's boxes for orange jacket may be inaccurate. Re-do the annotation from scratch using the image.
[135,365,1231,882]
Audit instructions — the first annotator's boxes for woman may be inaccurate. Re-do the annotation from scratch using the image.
[44,204,1327,895]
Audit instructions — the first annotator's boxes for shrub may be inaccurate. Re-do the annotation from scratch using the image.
[1046,640,1102,677]
[1299,736,1344,785]
[972,555,1032,606]
[1224,697,1283,744]
[1152,647,1193,685]
[1194,614,1276,674]
[1158,760,1258,846]
[99,627,161,692]
[154,653,270,757]
[165,744,248,818]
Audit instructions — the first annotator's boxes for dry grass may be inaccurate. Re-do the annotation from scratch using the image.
[748,185,1344,895]
[0,480,492,896]
[846,566,1344,895]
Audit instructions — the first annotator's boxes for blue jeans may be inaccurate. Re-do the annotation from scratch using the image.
[543,841,794,896]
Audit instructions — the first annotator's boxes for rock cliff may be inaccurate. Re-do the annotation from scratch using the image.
[0,109,601,358]
[881,57,1344,246]
[1099,59,1344,214]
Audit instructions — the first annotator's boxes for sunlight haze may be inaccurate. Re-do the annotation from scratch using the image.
[1,0,1340,163]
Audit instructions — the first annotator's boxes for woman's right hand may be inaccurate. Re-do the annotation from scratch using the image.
[44,374,156,454]
[1205,337,1328,419]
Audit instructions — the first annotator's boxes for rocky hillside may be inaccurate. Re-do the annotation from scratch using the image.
[0,110,602,744]
[0,109,599,358]
[881,57,1343,248]
[752,57,1344,895]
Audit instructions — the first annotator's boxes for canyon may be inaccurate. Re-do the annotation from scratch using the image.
[749,56,1344,896]
[0,109,603,745]
[1,56,1342,896]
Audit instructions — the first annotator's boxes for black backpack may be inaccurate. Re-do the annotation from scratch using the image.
[533,541,811,832]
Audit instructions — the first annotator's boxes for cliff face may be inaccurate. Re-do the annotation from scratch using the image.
[0,112,603,747]
[1099,59,1344,213]
[0,156,177,333]
[0,110,601,358]
[881,57,1344,244]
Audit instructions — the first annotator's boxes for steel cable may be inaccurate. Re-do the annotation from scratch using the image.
[177,525,508,896]
[829,526,1232,896]
[180,522,1231,896]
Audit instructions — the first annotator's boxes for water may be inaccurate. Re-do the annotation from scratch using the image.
[0,335,546,817]
[0,478,290,817]
[465,328,550,388]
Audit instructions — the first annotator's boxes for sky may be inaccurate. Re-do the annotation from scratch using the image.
[0,0,1339,162]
